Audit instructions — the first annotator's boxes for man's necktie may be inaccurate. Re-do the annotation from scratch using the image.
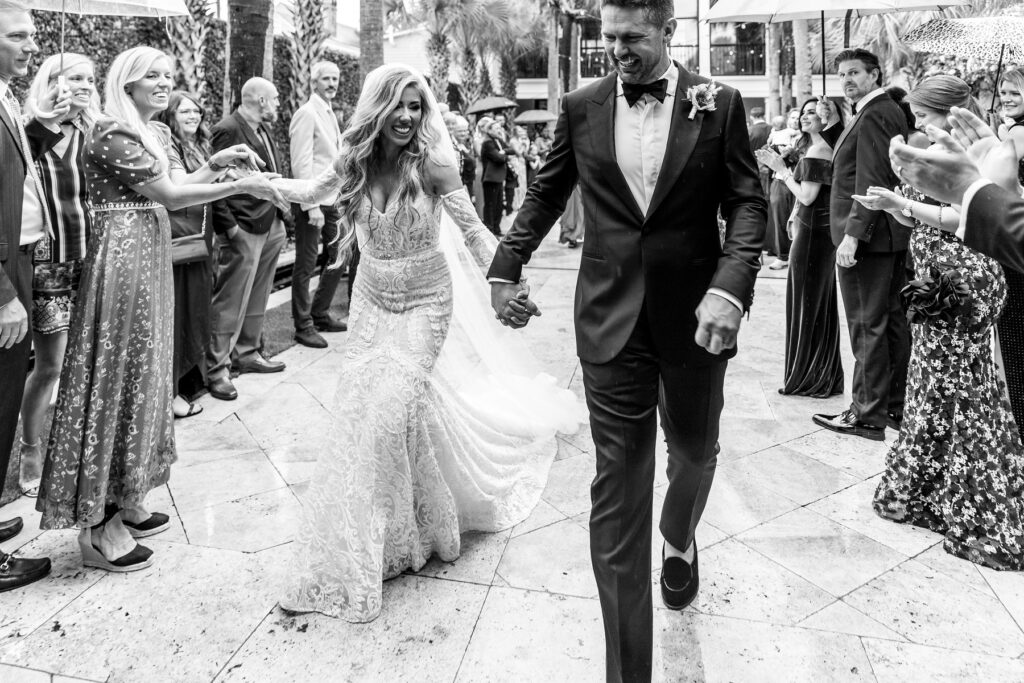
[4,91,51,235]
[622,79,668,108]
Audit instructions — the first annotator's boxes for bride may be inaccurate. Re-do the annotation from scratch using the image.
[272,64,584,621]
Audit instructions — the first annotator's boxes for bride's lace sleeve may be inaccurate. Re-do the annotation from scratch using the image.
[440,188,497,266]
[271,166,343,206]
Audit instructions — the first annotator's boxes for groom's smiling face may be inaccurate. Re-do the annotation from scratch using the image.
[601,5,674,86]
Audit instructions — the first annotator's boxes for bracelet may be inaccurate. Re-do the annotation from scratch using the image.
[208,158,226,173]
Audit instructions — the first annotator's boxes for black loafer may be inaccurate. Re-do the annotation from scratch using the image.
[295,328,328,348]
[0,517,24,544]
[0,552,51,593]
[661,542,699,610]
[208,376,238,401]
[812,409,885,441]
[313,315,347,333]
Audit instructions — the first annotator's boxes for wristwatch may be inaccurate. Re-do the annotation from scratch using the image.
[900,201,914,218]
[208,158,226,172]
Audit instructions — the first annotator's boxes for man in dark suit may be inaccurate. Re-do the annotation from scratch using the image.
[748,106,772,199]
[487,1,766,679]
[0,0,65,591]
[813,48,911,441]
[479,117,508,235]
[206,77,288,401]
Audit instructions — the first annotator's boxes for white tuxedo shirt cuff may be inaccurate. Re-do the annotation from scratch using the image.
[707,288,744,313]
[488,277,516,284]
[956,179,994,240]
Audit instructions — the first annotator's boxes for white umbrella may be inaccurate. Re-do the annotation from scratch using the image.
[704,0,971,94]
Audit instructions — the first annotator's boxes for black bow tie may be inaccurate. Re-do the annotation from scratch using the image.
[622,79,668,107]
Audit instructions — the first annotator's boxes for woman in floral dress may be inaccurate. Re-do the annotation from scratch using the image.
[853,75,1024,570]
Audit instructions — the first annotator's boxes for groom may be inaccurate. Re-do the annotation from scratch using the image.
[488,1,765,680]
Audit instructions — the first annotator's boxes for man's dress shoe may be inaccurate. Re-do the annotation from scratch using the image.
[295,328,328,349]
[235,354,285,374]
[208,376,238,401]
[812,409,885,441]
[313,315,347,333]
[661,543,699,610]
[0,517,24,544]
[0,551,51,592]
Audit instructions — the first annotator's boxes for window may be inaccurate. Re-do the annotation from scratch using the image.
[671,0,699,73]
[709,22,765,76]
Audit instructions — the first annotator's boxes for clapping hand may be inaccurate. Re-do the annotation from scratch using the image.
[852,186,905,213]
[34,81,72,127]
[754,147,786,174]
[948,107,1022,195]
[490,280,541,329]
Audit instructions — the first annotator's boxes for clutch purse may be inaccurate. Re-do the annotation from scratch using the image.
[900,261,971,325]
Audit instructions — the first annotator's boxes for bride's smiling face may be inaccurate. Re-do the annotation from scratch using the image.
[382,85,422,149]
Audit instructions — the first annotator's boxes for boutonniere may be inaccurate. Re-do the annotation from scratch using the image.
[685,81,722,120]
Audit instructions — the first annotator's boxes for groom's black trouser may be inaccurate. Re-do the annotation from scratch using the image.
[581,308,725,683]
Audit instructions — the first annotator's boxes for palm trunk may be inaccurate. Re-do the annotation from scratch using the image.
[766,23,781,117]
[567,19,579,93]
[461,47,482,109]
[793,19,814,103]
[427,32,452,106]
[226,0,274,112]
[359,0,384,83]
[499,52,518,100]
[546,3,559,113]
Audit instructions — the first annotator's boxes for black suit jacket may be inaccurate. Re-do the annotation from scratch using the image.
[0,103,61,308]
[822,94,910,252]
[210,110,283,235]
[487,65,767,365]
[480,137,508,184]
[965,182,1024,274]
[748,120,770,152]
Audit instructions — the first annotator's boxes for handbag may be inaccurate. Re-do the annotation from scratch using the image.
[170,205,210,265]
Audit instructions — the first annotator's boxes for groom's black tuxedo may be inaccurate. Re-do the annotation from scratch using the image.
[488,64,766,683]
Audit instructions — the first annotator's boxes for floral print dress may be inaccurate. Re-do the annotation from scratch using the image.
[873,188,1024,570]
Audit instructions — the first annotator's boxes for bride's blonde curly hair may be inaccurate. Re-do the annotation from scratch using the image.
[332,64,453,260]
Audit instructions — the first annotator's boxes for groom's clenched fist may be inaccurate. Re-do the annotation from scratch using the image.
[694,293,742,355]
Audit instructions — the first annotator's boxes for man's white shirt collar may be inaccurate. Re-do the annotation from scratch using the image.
[616,63,678,106]
[853,87,886,112]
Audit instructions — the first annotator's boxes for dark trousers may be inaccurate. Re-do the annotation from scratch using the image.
[837,250,911,427]
[0,249,33,498]
[581,308,725,683]
[291,203,344,331]
[482,181,504,235]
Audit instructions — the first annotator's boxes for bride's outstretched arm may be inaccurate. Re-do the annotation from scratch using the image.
[440,187,498,267]
[270,166,343,207]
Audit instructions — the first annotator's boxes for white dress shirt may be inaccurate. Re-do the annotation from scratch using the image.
[289,92,342,210]
[956,178,998,240]
[0,79,46,246]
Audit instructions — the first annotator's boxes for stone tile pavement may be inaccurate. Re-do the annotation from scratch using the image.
[3,230,1024,682]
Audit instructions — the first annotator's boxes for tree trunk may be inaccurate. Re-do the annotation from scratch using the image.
[558,12,573,93]
[766,23,781,118]
[165,0,212,99]
[567,19,580,93]
[226,0,274,113]
[793,19,814,104]
[461,47,482,109]
[287,0,328,116]
[427,32,451,106]
[499,52,518,101]
[359,0,384,84]
[547,3,559,112]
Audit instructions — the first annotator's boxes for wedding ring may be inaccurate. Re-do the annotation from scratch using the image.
[895,164,903,178]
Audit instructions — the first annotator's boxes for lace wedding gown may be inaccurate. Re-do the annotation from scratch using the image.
[274,177,583,621]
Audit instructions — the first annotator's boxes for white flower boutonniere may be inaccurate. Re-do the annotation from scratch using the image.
[685,80,722,120]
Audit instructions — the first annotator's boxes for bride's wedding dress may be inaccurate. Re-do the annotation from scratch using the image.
[272,174,583,622]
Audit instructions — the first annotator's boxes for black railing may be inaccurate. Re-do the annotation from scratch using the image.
[710,42,765,76]
[580,45,609,78]
[669,45,699,73]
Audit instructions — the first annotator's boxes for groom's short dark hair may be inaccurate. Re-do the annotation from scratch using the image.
[834,48,884,87]
[601,0,674,28]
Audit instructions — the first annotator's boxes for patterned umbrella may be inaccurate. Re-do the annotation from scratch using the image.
[903,17,1024,113]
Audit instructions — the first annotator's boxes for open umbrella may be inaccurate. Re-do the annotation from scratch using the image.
[704,0,970,95]
[514,109,557,125]
[902,17,1024,114]
[465,96,517,115]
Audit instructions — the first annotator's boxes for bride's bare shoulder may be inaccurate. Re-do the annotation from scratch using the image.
[424,156,462,195]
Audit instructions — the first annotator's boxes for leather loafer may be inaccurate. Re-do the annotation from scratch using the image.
[295,327,328,348]
[313,315,347,333]
[207,376,238,401]
[661,542,699,610]
[812,409,885,441]
[0,517,23,544]
[235,353,285,374]
[0,552,51,593]
[887,412,903,431]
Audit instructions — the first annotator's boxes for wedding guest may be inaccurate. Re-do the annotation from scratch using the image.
[813,48,910,441]
[206,77,288,401]
[16,53,99,498]
[994,66,1024,422]
[0,0,67,591]
[886,85,928,148]
[748,106,772,199]
[757,98,843,397]
[765,112,799,270]
[36,47,281,573]
[855,75,1024,570]
[289,61,348,350]
[559,185,585,249]
[509,125,530,209]
[479,116,507,235]
[448,114,476,199]
[153,90,215,418]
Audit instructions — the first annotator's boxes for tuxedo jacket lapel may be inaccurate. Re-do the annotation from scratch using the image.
[233,111,273,170]
[587,74,644,224]
[831,99,874,162]
[646,65,703,221]
[0,102,26,168]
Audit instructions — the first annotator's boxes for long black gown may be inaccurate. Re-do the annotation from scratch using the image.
[779,157,844,397]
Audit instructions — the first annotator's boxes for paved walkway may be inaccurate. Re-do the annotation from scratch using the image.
[3,230,1024,682]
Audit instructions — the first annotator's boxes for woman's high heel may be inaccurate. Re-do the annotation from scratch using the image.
[78,527,154,573]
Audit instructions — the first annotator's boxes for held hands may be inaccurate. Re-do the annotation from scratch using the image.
[694,293,742,355]
[34,82,72,127]
[852,185,905,214]
[754,147,786,174]
[210,144,265,175]
[236,173,289,212]
[0,298,29,349]
[307,207,325,228]
[490,280,541,330]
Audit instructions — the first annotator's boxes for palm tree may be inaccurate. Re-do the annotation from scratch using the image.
[165,0,215,99]
[792,19,814,103]
[226,0,274,112]
[360,0,385,83]
[766,23,781,117]
[496,0,545,99]
[449,0,511,109]
[285,0,328,115]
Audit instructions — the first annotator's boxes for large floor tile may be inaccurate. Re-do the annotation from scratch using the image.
[913,542,998,598]
[456,586,605,682]
[176,487,302,553]
[797,599,906,640]
[511,498,567,538]
[217,576,488,682]
[863,638,1024,681]
[782,428,888,480]
[737,507,907,596]
[691,539,835,624]
[699,465,802,536]
[0,663,51,682]
[497,519,598,599]
[168,451,287,512]
[0,543,279,682]
[845,559,1024,657]
[540,451,595,518]
[715,416,818,462]
[414,530,510,585]
[280,349,347,406]
[979,566,1024,634]
[721,444,859,506]
[173,415,262,467]
[806,477,939,558]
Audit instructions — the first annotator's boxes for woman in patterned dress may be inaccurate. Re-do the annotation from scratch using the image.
[854,76,1024,570]
[36,47,282,573]
[17,54,100,498]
